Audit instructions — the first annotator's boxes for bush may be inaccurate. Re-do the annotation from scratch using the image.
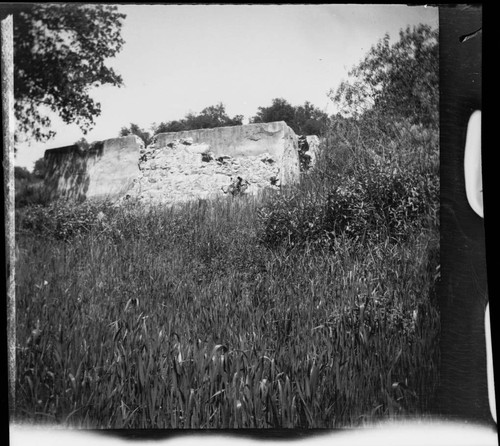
[15,181,51,208]
[15,196,440,428]
[257,117,438,250]
[16,200,118,241]
[15,163,51,208]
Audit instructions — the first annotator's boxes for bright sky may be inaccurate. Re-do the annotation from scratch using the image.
[14,4,438,169]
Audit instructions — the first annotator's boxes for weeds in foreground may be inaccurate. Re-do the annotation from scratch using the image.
[15,116,439,428]
[15,197,439,428]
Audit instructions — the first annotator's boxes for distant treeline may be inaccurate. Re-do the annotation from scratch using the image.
[17,24,438,212]
[118,99,330,146]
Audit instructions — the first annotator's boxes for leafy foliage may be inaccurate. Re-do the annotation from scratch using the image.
[153,103,243,134]
[124,99,327,142]
[119,123,153,146]
[74,137,91,151]
[258,159,437,249]
[14,166,33,182]
[14,4,126,142]
[15,22,440,429]
[329,24,438,128]
[118,103,244,144]
[252,98,295,128]
[16,200,118,241]
[32,157,48,180]
[258,25,439,251]
[251,98,330,136]
[15,159,51,208]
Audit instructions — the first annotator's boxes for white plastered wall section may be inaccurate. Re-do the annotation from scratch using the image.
[85,135,142,200]
[44,135,143,202]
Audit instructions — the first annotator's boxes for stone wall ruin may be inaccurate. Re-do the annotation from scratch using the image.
[44,136,141,202]
[43,121,319,205]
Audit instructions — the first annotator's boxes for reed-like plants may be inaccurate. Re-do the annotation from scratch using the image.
[15,116,439,428]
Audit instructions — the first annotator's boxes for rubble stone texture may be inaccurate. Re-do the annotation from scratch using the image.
[43,121,318,205]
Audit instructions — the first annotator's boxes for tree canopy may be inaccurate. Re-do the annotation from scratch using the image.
[119,100,329,145]
[119,123,153,147]
[118,104,243,146]
[14,166,32,182]
[251,98,329,136]
[154,103,244,134]
[329,24,438,128]
[14,4,126,142]
[74,137,91,151]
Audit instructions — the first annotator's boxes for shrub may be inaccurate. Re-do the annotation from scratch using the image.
[15,181,51,208]
[16,199,118,241]
[257,117,438,250]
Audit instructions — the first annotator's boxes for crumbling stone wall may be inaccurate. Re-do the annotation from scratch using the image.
[124,137,283,204]
[44,121,319,205]
[153,121,301,185]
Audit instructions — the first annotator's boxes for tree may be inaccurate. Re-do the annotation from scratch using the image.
[154,120,186,134]
[251,98,329,136]
[32,157,48,180]
[119,123,152,146]
[15,159,49,208]
[293,101,330,136]
[152,103,243,134]
[187,103,243,129]
[252,98,296,128]
[329,24,438,128]
[14,166,32,182]
[74,137,91,151]
[14,4,126,142]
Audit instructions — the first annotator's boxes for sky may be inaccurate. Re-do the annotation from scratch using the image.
[14,4,439,169]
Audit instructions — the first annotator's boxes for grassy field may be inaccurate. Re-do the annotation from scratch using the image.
[14,121,440,428]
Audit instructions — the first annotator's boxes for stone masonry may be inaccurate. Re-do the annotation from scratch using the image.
[43,121,319,205]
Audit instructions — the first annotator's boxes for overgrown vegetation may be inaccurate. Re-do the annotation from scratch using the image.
[15,191,439,428]
[14,159,51,208]
[259,118,438,249]
[15,24,439,428]
[118,99,329,148]
[251,98,329,137]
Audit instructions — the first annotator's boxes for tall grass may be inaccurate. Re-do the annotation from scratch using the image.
[15,116,440,428]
